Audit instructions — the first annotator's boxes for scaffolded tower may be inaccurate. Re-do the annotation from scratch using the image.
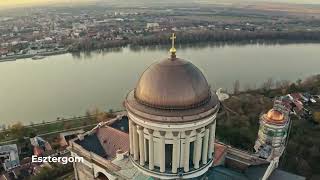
[254,104,290,161]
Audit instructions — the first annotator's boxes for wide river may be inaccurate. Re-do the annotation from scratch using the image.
[1,43,320,125]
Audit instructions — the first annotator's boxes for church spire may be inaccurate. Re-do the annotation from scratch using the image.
[169,33,177,59]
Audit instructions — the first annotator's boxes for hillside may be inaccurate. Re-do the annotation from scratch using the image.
[216,75,320,179]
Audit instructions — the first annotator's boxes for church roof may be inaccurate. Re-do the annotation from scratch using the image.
[96,126,129,159]
[266,109,285,122]
[262,109,287,125]
[134,58,214,110]
[74,133,106,157]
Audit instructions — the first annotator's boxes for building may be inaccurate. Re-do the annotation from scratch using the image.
[0,144,20,171]
[69,34,305,180]
[146,23,160,29]
[59,130,85,147]
[30,136,52,157]
[254,108,290,161]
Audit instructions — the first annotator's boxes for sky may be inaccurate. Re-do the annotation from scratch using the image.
[0,0,320,9]
[0,0,96,8]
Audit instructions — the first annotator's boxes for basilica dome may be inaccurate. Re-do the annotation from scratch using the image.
[134,58,211,110]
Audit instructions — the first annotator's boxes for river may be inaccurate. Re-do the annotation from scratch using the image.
[1,43,319,125]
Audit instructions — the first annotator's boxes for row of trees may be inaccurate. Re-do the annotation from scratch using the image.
[67,30,320,52]
[232,78,294,95]
[85,108,116,123]
[130,30,320,46]
[31,163,73,180]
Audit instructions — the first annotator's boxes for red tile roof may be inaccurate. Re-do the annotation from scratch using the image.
[291,93,303,100]
[96,126,129,159]
[213,142,228,166]
[33,147,44,156]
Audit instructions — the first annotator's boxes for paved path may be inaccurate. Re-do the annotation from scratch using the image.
[0,111,127,145]
[0,124,97,145]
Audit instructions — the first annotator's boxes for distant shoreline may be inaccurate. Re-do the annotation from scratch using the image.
[0,49,68,62]
[65,30,320,53]
[2,39,320,63]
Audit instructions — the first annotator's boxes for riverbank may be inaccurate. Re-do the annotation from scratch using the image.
[0,49,68,62]
[0,110,124,145]
[68,30,320,52]
[2,30,320,63]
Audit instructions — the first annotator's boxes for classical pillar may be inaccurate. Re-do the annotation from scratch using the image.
[129,120,133,155]
[148,129,154,170]
[193,130,196,165]
[208,122,216,160]
[132,124,139,161]
[202,127,210,165]
[194,129,203,169]
[159,131,166,173]
[138,126,145,166]
[172,132,179,173]
[184,131,191,172]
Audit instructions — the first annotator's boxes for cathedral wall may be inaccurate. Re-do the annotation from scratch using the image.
[74,162,95,180]
[93,163,117,180]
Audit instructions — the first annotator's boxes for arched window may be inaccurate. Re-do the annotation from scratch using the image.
[96,172,109,180]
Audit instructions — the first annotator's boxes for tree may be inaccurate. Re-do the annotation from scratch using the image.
[64,122,72,130]
[31,164,73,180]
[96,111,107,122]
[233,80,240,95]
[85,109,94,122]
[275,80,291,89]
[1,124,6,130]
[261,78,274,90]
[313,112,320,124]
[288,83,299,93]
[296,79,302,86]
[9,122,27,139]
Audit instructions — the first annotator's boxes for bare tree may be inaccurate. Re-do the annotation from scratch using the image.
[233,80,240,94]
[275,80,291,89]
[243,83,252,91]
[261,78,274,90]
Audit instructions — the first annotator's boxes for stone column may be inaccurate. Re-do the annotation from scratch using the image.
[159,131,166,173]
[194,129,203,169]
[148,129,154,170]
[129,120,133,155]
[132,124,139,161]
[202,127,210,165]
[138,126,145,166]
[208,122,216,160]
[193,130,196,165]
[172,132,179,173]
[184,131,191,172]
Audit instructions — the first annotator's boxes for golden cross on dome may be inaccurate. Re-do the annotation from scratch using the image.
[170,33,176,49]
[169,33,177,58]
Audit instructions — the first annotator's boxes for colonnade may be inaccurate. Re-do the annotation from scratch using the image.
[128,120,216,173]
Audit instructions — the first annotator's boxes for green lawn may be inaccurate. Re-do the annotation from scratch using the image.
[0,117,97,144]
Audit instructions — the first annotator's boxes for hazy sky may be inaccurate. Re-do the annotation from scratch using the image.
[0,0,320,9]
[0,0,96,8]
